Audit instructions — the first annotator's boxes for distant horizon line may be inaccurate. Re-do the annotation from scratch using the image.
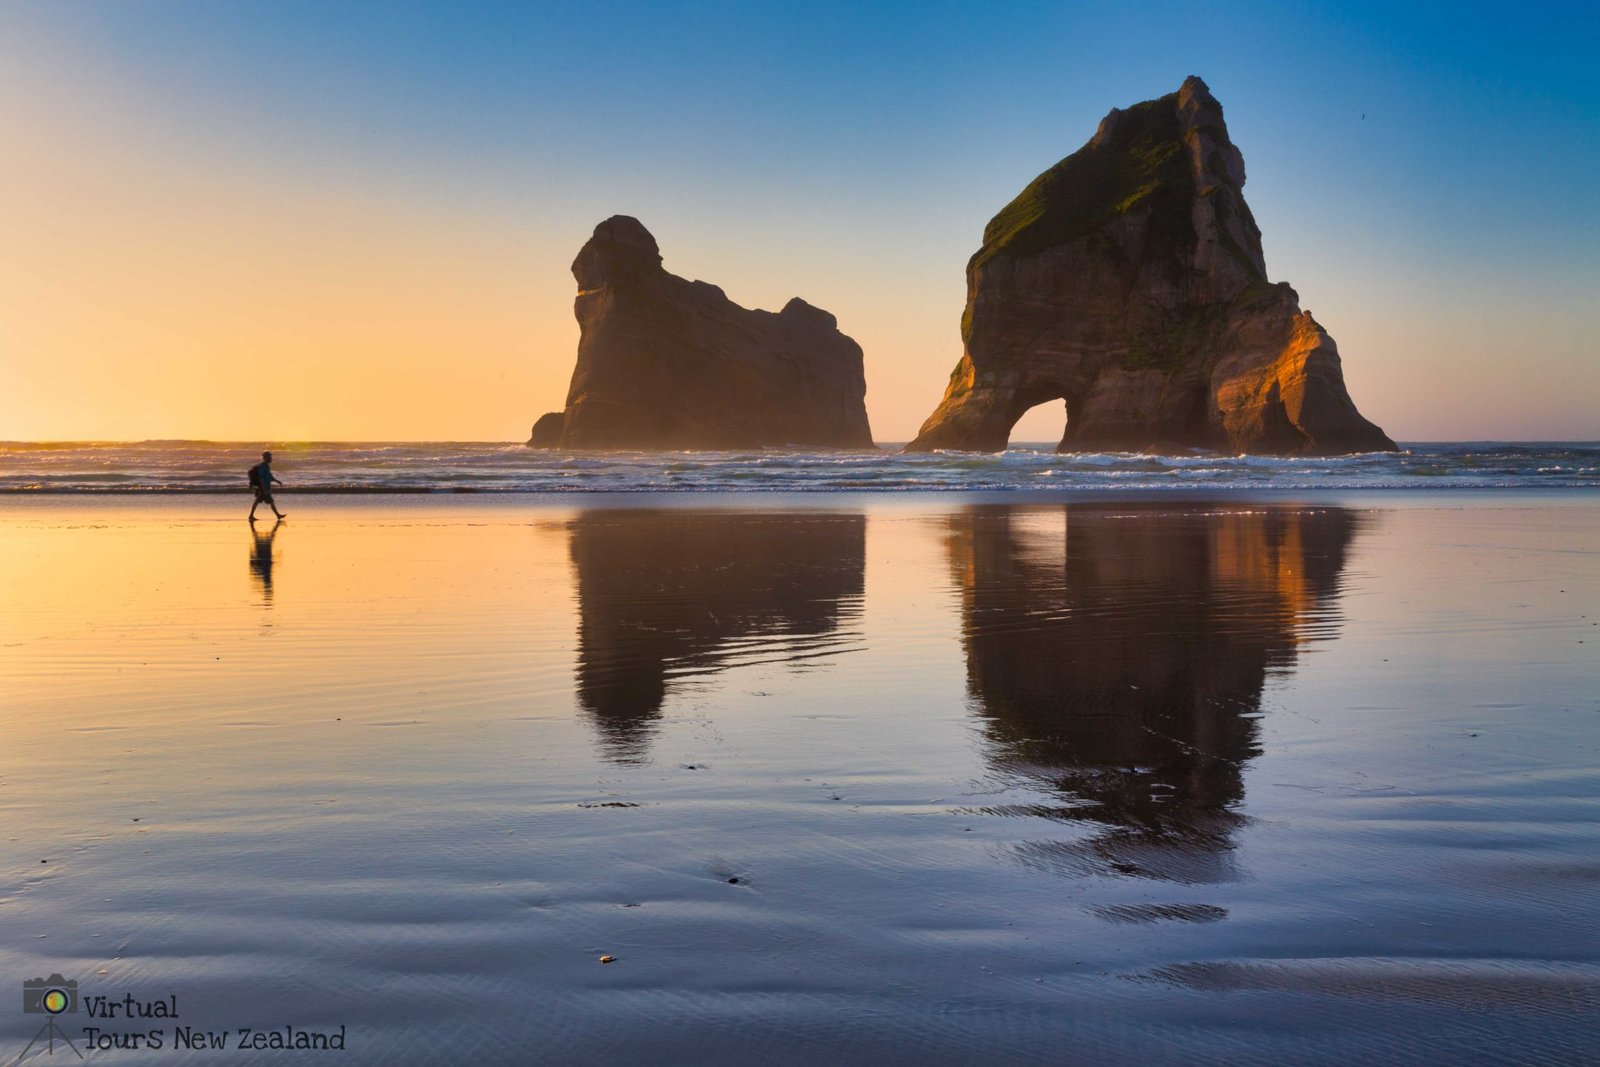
[5,439,1600,448]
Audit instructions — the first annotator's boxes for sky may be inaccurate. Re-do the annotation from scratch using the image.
[1,0,1596,443]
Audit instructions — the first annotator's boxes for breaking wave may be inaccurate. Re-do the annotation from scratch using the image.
[2,441,1597,493]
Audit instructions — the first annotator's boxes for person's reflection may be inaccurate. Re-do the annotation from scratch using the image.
[950,504,1364,885]
[249,519,281,602]
[568,510,866,762]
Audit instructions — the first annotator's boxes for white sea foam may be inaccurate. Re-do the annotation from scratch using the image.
[0,441,1597,493]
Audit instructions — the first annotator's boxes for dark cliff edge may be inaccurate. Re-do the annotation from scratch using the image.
[906,76,1395,455]
[529,216,874,450]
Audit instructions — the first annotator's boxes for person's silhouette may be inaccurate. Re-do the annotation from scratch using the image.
[250,520,281,601]
[249,450,286,522]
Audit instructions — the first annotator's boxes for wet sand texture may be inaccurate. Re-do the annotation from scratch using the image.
[2,496,1596,1064]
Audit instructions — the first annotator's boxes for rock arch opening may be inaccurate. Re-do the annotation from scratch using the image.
[1007,397,1072,451]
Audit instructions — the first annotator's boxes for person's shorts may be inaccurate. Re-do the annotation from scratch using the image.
[254,488,274,503]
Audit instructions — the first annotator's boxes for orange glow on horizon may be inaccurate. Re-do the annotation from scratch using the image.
[2,18,1596,445]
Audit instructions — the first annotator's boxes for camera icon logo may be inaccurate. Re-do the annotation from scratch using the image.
[22,975,77,1016]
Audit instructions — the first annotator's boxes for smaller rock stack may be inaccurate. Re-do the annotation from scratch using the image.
[529,217,873,450]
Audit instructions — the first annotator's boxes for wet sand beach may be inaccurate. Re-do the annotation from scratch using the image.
[2,494,1597,1064]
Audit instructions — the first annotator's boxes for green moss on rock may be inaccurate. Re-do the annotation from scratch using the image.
[1209,185,1265,280]
[943,356,971,399]
[1232,278,1284,307]
[970,94,1193,273]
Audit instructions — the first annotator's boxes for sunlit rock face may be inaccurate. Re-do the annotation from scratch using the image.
[535,216,874,450]
[907,77,1394,455]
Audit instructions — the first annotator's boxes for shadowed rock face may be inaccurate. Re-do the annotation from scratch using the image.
[907,77,1394,456]
[526,411,564,447]
[531,216,874,450]
[949,504,1364,883]
[568,510,866,762]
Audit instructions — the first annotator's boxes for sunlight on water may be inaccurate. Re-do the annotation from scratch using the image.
[2,441,1598,493]
[0,496,1596,1064]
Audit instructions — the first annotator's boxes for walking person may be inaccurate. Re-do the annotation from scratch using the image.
[248,450,287,522]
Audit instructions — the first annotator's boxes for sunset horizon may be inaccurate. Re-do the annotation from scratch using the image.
[4,6,1597,1065]
[4,3,1597,444]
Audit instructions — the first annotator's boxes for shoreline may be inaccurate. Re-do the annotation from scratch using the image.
[7,442,1595,496]
[4,491,1596,1064]
[3,485,1597,511]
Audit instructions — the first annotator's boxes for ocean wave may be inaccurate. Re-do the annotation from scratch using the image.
[0,442,1596,494]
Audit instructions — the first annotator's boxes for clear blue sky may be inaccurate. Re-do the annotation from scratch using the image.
[2,0,1596,440]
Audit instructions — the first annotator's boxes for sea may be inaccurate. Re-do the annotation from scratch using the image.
[2,440,1597,494]
[3,442,1598,1064]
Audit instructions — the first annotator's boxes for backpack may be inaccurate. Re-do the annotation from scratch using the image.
[248,465,262,490]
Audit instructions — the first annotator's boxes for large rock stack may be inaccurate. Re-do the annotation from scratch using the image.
[907,77,1394,455]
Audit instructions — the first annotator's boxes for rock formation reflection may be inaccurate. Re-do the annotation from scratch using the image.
[569,510,866,762]
[950,504,1364,884]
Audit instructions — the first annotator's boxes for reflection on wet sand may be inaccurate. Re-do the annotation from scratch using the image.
[949,504,1364,885]
[249,519,281,602]
[568,511,866,761]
